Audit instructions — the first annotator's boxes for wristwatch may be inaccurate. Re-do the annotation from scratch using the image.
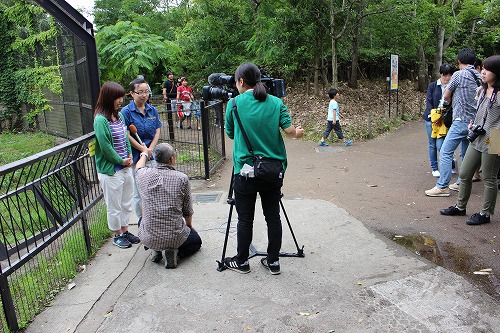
[140,152,149,159]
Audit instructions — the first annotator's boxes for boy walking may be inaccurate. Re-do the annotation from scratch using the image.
[319,88,352,147]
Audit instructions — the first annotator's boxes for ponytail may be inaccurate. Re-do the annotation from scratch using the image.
[253,82,267,102]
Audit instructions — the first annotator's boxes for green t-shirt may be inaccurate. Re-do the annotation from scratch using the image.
[225,91,292,174]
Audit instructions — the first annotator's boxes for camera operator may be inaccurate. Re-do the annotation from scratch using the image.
[440,55,500,225]
[223,62,304,275]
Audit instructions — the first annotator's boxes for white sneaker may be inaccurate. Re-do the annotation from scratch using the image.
[449,183,459,191]
[432,170,440,177]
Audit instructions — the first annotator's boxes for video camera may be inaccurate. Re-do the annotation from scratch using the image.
[202,71,286,102]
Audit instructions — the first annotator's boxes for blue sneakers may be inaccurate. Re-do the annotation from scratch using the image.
[113,234,132,248]
[318,141,329,146]
[343,140,352,147]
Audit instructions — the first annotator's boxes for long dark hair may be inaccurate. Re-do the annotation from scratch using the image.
[482,55,500,93]
[94,82,125,119]
[235,62,267,102]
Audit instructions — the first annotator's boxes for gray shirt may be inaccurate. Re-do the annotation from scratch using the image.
[447,65,482,123]
[471,89,500,153]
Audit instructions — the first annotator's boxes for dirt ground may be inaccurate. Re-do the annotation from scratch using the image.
[205,120,499,299]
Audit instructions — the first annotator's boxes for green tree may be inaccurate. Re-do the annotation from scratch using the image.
[95,21,181,87]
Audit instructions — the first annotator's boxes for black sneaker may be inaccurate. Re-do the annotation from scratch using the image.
[261,257,281,275]
[124,231,140,244]
[440,205,466,216]
[151,250,162,263]
[223,256,250,274]
[164,248,178,269]
[466,213,490,225]
[113,234,132,248]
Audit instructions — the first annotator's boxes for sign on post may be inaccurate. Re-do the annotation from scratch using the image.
[390,54,399,90]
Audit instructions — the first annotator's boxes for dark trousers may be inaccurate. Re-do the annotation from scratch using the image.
[233,175,283,262]
[323,120,344,140]
[178,228,202,258]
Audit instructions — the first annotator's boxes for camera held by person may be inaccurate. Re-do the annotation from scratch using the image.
[467,124,486,142]
[202,70,286,101]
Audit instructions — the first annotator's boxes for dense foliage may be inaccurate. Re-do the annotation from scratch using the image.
[0,0,499,130]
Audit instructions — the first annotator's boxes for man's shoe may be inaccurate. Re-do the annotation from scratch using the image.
[124,231,140,244]
[223,256,250,274]
[113,234,132,249]
[151,250,162,263]
[440,205,466,216]
[425,186,450,197]
[466,213,491,225]
[343,139,352,147]
[432,170,440,178]
[164,248,179,268]
[261,257,281,275]
[449,183,460,192]
[318,141,329,147]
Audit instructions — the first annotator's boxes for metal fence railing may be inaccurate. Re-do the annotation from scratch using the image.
[0,133,108,332]
[139,96,226,179]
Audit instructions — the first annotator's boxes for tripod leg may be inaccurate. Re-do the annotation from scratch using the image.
[217,168,236,271]
[279,197,305,257]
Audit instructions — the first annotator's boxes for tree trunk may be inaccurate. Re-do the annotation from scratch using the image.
[348,24,360,89]
[331,38,338,88]
[417,44,428,92]
[314,52,320,96]
[433,26,445,80]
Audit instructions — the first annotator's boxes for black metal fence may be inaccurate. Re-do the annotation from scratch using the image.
[0,133,108,332]
[136,97,226,179]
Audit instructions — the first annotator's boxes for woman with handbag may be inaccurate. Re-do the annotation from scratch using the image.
[223,62,304,275]
[424,64,454,178]
[440,55,500,225]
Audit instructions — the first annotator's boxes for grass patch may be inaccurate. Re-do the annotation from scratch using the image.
[0,132,56,166]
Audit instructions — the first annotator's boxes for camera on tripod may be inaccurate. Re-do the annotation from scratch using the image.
[202,70,286,101]
[467,124,486,142]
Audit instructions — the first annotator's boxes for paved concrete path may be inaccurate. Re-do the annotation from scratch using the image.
[26,121,499,333]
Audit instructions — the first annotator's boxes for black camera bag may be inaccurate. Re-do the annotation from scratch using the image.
[442,105,453,128]
[232,99,284,182]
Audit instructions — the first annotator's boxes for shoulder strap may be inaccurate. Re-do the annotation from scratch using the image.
[232,98,255,158]
[465,67,482,87]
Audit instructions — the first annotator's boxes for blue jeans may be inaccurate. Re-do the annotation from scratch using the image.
[436,120,469,189]
[233,175,283,262]
[425,121,444,171]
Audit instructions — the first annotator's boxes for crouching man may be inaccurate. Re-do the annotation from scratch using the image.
[136,143,202,268]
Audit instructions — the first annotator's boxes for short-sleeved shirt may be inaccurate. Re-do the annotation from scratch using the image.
[327,99,339,121]
[225,91,292,175]
[120,100,162,163]
[136,164,193,250]
[163,79,178,99]
[446,65,481,122]
[177,85,192,102]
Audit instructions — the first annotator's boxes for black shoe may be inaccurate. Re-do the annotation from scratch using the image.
[261,257,281,275]
[223,256,250,274]
[187,126,192,129]
[466,213,490,225]
[440,205,466,216]
[124,231,140,244]
[165,248,178,268]
[151,250,162,263]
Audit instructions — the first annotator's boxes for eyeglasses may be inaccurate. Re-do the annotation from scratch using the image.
[133,90,150,95]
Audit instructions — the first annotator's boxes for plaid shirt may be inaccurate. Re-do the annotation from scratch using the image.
[447,65,481,123]
[136,163,194,250]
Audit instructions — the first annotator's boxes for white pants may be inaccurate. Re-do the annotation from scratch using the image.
[98,168,134,231]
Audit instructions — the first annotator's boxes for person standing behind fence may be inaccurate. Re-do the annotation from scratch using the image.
[93,81,141,249]
[162,71,178,115]
[223,62,304,275]
[121,77,162,226]
[176,77,194,129]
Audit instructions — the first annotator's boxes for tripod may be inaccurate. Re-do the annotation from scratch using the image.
[216,170,304,272]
